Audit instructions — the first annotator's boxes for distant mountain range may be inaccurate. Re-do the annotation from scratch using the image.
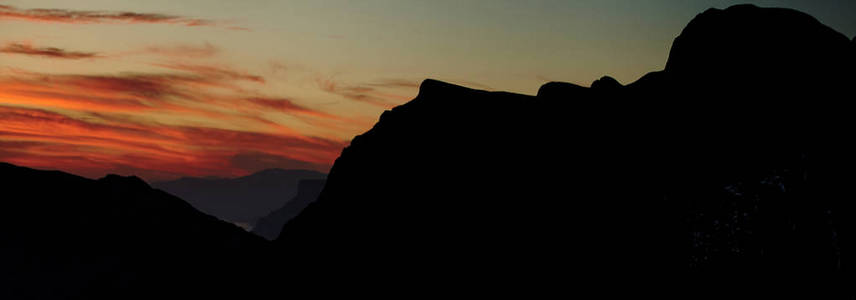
[152,169,326,226]
[2,4,855,298]
[251,179,325,240]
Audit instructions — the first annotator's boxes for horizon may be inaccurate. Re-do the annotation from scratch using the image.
[2,0,855,182]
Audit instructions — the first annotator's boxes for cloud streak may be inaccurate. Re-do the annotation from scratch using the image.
[140,43,220,58]
[0,105,344,180]
[0,65,367,180]
[153,63,266,83]
[1,41,220,61]
[0,4,219,27]
[317,78,415,108]
[0,42,100,59]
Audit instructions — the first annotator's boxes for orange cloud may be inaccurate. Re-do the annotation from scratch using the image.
[0,69,256,115]
[0,4,217,27]
[0,42,100,59]
[0,60,367,181]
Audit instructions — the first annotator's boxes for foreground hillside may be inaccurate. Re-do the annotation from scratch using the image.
[0,163,268,298]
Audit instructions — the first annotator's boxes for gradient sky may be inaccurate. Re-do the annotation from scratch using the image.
[2,0,855,181]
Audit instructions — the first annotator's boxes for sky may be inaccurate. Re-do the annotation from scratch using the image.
[1,0,854,181]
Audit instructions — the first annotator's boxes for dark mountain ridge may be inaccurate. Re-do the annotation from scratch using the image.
[275,4,855,294]
[0,162,269,298]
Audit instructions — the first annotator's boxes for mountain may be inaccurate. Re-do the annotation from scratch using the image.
[0,162,269,298]
[152,169,326,225]
[3,4,855,297]
[276,4,855,294]
[251,179,325,240]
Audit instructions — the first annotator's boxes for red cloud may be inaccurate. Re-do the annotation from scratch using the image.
[0,70,257,114]
[0,69,346,129]
[0,42,100,59]
[0,4,218,27]
[0,64,364,180]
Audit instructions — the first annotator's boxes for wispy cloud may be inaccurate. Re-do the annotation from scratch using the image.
[0,66,359,140]
[0,42,100,59]
[366,79,421,89]
[153,62,265,83]
[317,78,415,108]
[0,67,354,130]
[1,41,221,60]
[0,4,222,27]
[140,43,220,58]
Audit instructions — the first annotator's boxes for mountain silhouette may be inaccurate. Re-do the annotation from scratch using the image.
[0,162,269,298]
[251,179,325,240]
[152,168,326,226]
[3,4,856,298]
[276,4,855,295]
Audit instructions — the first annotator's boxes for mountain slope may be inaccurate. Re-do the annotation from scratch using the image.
[251,179,325,240]
[276,4,855,293]
[152,169,326,225]
[0,162,268,298]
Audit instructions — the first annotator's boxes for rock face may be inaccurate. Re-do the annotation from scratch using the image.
[251,179,325,240]
[0,162,269,298]
[152,169,326,224]
[276,4,855,292]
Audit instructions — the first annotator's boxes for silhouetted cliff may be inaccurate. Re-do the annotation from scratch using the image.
[152,169,326,225]
[276,4,855,295]
[252,179,325,240]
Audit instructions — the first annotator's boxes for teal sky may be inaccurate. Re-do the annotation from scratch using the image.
[1,0,854,180]
[4,1,854,90]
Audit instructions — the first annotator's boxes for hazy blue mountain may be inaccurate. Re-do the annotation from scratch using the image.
[152,169,326,225]
[252,179,325,240]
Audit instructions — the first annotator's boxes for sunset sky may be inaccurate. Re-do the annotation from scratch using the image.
[2,0,854,181]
